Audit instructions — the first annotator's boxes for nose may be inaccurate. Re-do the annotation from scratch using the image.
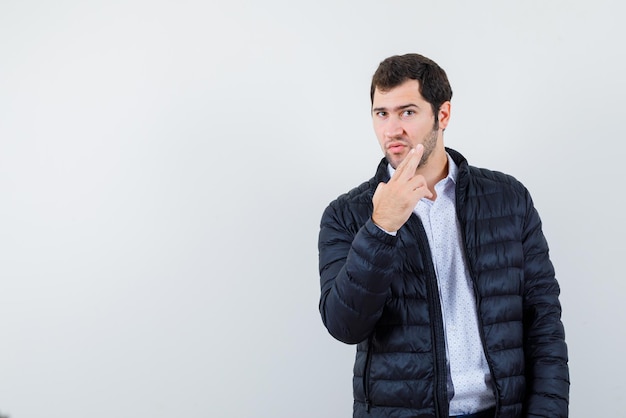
[385,117,403,138]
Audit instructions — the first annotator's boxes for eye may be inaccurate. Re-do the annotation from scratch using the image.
[375,111,387,118]
[402,109,415,118]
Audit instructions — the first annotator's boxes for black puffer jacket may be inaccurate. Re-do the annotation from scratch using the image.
[318,149,569,418]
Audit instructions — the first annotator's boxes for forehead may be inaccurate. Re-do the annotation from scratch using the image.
[372,79,427,108]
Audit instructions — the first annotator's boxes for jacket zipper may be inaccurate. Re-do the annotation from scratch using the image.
[455,186,501,417]
[363,335,373,412]
[408,215,448,418]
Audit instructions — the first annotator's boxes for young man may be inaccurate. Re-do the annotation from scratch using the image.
[318,54,569,418]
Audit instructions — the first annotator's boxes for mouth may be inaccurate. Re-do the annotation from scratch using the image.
[386,142,408,154]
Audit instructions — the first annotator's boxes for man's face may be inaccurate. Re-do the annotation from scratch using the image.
[371,79,444,170]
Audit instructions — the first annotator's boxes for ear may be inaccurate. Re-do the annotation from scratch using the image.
[437,101,451,130]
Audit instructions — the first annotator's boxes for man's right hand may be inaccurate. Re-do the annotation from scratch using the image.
[371,144,433,233]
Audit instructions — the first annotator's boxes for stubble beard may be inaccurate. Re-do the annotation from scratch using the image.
[386,124,439,170]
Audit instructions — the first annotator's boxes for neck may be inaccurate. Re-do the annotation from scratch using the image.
[418,150,448,201]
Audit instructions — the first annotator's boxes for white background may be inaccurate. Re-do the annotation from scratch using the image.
[0,1,623,417]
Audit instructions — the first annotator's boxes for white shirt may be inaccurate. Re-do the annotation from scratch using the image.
[387,154,495,414]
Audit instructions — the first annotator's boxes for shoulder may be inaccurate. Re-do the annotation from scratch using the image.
[464,167,532,216]
[321,159,388,229]
[449,148,534,219]
[448,147,529,196]
[329,178,376,209]
[466,165,527,193]
[321,177,376,232]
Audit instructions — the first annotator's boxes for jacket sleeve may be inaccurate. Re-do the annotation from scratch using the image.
[318,202,399,344]
[521,190,570,417]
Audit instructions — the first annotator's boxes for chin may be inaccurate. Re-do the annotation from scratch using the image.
[385,154,404,170]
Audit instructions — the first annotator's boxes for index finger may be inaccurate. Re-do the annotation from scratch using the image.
[393,144,424,180]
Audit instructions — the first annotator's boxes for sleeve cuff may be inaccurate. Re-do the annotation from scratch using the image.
[372,221,397,236]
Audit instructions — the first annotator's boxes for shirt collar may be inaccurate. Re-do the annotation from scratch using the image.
[446,152,458,185]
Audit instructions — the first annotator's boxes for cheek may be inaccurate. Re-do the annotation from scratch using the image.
[408,124,429,139]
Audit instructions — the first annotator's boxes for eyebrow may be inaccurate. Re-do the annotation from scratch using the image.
[371,103,420,113]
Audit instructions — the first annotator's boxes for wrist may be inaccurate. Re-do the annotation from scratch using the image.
[371,217,398,235]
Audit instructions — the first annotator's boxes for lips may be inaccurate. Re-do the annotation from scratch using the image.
[387,142,408,154]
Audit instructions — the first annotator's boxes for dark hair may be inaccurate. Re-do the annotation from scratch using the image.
[370,53,453,122]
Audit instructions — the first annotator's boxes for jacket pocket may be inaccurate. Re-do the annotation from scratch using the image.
[363,336,373,412]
